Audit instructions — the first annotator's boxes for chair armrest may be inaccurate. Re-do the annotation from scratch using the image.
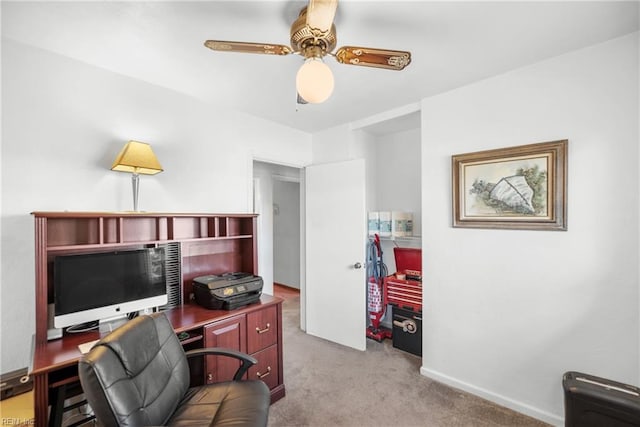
[184,347,257,381]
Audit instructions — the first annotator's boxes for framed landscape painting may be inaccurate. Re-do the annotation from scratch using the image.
[452,140,567,230]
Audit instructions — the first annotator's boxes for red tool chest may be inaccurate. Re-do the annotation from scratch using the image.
[385,247,422,312]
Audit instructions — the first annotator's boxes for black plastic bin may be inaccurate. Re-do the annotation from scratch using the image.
[563,371,640,427]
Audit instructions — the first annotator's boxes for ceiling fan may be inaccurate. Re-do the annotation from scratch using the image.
[204,0,412,104]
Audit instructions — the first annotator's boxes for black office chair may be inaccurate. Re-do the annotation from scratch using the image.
[78,312,270,427]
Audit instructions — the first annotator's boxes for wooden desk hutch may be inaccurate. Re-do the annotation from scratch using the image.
[30,212,285,427]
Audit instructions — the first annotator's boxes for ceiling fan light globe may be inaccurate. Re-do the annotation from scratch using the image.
[296,58,334,104]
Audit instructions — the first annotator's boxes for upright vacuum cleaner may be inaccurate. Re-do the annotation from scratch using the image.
[366,233,392,342]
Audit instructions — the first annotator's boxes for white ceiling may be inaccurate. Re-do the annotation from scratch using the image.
[2,1,638,134]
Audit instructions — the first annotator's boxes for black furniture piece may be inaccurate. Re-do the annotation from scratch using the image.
[563,371,640,427]
[391,306,422,356]
[78,312,270,427]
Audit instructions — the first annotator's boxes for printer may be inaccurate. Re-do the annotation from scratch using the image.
[193,272,263,310]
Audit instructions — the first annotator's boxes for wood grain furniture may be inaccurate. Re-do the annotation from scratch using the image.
[30,212,285,427]
[78,312,271,427]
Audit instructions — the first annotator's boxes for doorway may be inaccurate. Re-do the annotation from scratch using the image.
[252,161,304,329]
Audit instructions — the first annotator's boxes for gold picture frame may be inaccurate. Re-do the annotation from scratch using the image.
[452,139,567,230]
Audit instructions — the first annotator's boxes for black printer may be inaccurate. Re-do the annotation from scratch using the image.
[193,272,263,310]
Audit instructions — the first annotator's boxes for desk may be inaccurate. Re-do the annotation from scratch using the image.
[30,297,284,427]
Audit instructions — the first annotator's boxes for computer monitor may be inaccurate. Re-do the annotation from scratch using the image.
[53,247,168,330]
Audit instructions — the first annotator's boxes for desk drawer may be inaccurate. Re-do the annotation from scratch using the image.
[248,345,279,390]
[247,305,277,353]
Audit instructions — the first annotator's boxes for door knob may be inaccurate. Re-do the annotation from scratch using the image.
[353,262,363,269]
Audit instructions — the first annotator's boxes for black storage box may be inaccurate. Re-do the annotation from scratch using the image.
[193,273,263,310]
[392,306,422,356]
[563,371,640,427]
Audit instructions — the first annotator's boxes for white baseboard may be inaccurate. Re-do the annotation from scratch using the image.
[419,366,564,427]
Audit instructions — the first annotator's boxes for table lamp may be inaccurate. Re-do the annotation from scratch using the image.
[111,140,163,211]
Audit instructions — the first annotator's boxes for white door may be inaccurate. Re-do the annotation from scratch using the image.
[305,159,366,351]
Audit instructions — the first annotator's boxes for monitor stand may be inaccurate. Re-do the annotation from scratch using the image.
[98,314,129,334]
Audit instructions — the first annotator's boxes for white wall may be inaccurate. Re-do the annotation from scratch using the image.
[373,128,422,238]
[312,124,379,164]
[0,40,311,373]
[312,124,355,164]
[420,33,639,424]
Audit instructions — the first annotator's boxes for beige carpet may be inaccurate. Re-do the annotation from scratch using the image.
[267,295,550,427]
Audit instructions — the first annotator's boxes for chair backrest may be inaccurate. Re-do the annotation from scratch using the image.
[78,313,190,427]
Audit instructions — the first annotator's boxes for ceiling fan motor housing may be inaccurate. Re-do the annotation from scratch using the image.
[290,7,337,58]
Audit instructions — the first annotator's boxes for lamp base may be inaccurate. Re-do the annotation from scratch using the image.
[131,173,140,212]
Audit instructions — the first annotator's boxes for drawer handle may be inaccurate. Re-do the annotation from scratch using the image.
[256,366,271,379]
[256,323,270,334]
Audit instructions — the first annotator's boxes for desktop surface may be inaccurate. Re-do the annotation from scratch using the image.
[31,295,281,375]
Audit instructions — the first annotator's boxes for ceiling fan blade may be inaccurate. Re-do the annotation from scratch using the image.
[306,0,338,33]
[335,46,411,70]
[204,40,292,56]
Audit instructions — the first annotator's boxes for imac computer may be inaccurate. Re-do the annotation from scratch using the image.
[53,247,168,332]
